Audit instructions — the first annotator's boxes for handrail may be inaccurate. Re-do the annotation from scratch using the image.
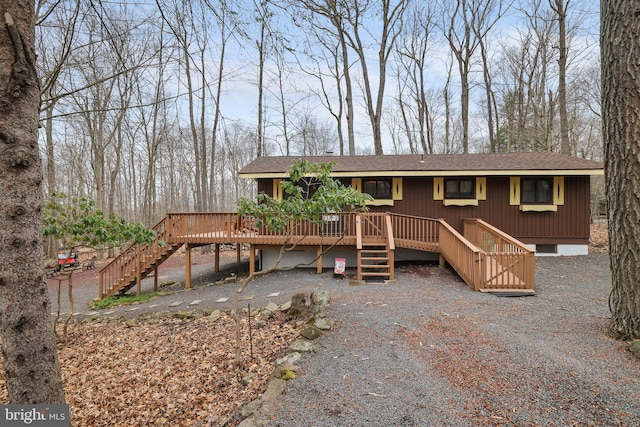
[99,216,170,298]
[438,219,483,290]
[463,218,534,254]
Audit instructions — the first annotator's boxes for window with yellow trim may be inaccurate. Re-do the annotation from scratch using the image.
[363,179,392,199]
[521,178,552,204]
[511,176,564,212]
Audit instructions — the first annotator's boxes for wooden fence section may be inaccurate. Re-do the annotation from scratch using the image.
[463,219,535,291]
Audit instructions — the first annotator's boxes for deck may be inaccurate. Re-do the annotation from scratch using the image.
[98,212,535,299]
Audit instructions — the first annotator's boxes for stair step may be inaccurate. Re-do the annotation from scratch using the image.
[361,256,389,261]
[361,272,391,277]
[361,264,390,269]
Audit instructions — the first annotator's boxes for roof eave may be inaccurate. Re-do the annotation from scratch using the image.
[239,169,604,179]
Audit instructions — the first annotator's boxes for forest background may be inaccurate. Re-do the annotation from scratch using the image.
[37,0,602,229]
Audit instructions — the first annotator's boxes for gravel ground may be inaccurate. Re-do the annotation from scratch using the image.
[269,254,640,427]
[50,252,640,426]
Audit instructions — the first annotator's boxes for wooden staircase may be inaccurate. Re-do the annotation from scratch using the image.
[116,242,183,296]
[99,217,183,299]
[358,244,393,282]
[355,213,396,283]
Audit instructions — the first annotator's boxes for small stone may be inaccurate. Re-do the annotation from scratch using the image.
[276,352,302,369]
[629,340,640,359]
[241,399,262,418]
[127,307,139,312]
[300,324,322,340]
[265,302,279,312]
[268,292,280,297]
[312,291,331,306]
[260,309,274,320]
[216,297,229,303]
[209,310,221,322]
[242,373,256,386]
[169,301,183,307]
[188,299,203,306]
[289,338,315,353]
[241,295,254,300]
[314,316,334,330]
[280,300,291,312]
[262,378,286,403]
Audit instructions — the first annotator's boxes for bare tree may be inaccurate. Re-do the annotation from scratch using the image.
[442,0,507,154]
[342,0,408,154]
[602,0,640,340]
[0,4,65,403]
[549,0,570,155]
[289,0,358,155]
[394,2,436,154]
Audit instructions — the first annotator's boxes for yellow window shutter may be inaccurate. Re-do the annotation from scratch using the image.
[351,178,362,192]
[392,178,403,200]
[553,176,564,205]
[510,177,520,205]
[433,177,444,200]
[476,177,486,200]
[273,179,282,201]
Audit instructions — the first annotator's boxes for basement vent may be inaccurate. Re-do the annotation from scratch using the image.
[536,244,557,254]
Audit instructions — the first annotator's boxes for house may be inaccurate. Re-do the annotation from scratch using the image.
[238,152,604,257]
[98,152,603,299]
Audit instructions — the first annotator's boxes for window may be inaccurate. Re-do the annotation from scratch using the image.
[521,178,552,204]
[445,178,475,199]
[363,179,392,199]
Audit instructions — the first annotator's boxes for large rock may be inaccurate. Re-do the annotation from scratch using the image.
[288,293,314,317]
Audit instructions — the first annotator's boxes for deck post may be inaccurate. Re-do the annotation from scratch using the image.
[317,245,323,274]
[439,254,445,268]
[236,244,241,263]
[185,244,192,289]
[154,267,158,292]
[215,243,220,273]
[136,246,142,296]
[249,244,255,275]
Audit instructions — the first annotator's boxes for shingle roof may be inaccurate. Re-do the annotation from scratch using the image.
[239,152,603,178]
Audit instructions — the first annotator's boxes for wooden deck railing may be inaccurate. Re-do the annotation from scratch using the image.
[463,219,535,291]
[165,212,357,246]
[98,212,535,299]
[389,213,440,252]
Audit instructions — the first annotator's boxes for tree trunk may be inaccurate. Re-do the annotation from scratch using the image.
[0,5,65,403]
[601,0,640,340]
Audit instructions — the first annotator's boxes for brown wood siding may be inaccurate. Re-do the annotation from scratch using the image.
[390,176,590,244]
[260,176,590,244]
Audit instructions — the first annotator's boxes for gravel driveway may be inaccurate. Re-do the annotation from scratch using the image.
[268,253,640,426]
[50,252,640,426]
